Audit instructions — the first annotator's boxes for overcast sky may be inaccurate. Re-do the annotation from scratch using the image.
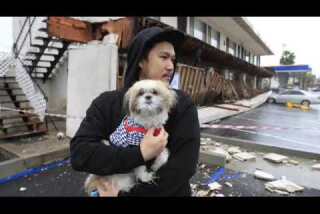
[1,17,319,78]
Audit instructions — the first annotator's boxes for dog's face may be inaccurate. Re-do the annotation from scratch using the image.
[124,80,177,117]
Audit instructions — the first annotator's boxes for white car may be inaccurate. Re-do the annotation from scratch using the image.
[267,89,320,106]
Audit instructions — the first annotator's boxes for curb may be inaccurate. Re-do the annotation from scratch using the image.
[201,133,320,159]
[0,147,70,180]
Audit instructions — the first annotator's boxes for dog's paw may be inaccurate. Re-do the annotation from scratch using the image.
[151,148,170,171]
[139,171,155,183]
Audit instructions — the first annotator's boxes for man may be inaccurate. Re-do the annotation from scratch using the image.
[70,26,200,196]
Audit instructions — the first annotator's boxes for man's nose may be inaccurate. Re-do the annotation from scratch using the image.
[166,59,174,71]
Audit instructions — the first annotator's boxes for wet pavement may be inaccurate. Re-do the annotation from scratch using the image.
[202,103,320,155]
[0,160,320,197]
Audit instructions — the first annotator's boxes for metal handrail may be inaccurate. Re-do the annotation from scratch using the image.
[14,17,37,58]
[12,16,49,108]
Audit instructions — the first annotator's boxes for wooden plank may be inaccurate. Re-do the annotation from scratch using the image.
[188,68,195,99]
[212,105,239,111]
[194,69,203,104]
[48,17,93,43]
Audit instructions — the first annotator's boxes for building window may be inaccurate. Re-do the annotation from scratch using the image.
[207,25,220,48]
[228,41,236,56]
[257,56,260,66]
[189,17,207,42]
[149,17,160,21]
[193,18,206,41]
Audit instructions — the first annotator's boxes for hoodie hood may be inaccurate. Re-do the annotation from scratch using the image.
[124,26,185,89]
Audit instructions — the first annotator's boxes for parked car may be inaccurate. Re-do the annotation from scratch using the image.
[267,89,320,106]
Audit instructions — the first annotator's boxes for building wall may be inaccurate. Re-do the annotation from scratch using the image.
[66,41,118,137]
[160,17,177,28]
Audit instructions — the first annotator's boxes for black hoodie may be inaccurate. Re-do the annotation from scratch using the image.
[70,27,200,196]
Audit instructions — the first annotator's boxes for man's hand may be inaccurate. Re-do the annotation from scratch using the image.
[97,180,119,197]
[140,128,168,162]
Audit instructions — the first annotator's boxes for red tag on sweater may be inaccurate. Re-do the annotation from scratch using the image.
[153,128,161,136]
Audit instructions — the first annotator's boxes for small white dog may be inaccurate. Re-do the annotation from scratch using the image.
[84,80,177,195]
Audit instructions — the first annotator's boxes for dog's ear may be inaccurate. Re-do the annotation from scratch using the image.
[168,89,178,110]
[122,89,131,116]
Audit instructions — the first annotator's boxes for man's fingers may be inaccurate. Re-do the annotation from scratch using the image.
[146,128,156,135]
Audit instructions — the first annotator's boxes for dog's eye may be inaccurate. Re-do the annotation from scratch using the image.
[138,90,144,96]
[152,89,158,95]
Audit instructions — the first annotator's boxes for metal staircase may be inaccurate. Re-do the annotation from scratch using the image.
[0,17,70,139]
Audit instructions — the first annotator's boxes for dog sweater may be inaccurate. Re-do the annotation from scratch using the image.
[109,116,161,148]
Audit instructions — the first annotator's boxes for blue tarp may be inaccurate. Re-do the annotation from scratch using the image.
[271,65,312,73]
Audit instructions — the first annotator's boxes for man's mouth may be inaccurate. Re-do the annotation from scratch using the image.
[162,73,172,81]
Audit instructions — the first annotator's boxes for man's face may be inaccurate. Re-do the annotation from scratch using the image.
[139,41,176,83]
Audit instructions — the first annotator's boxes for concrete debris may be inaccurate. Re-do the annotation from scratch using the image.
[208,182,222,191]
[288,159,299,165]
[214,143,221,147]
[215,193,225,197]
[263,153,288,163]
[200,141,208,146]
[227,146,242,155]
[196,190,209,197]
[312,164,320,170]
[19,187,27,192]
[224,182,233,188]
[254,169,275,181]
[199,164,206,169]
[190,184,198,190]
[233,152,256,161]
[209,148,232,162]
[210,192,216,197]
[282,160,289,164]
[265,177,304,193]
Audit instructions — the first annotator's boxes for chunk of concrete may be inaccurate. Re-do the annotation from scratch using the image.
[288,159,299,165]
[214,143,221,147]
[233,152,256,161]
[224,182,233,188]
[208,182,222,191]
[254,169,275,181]
[210,148,232,162]
[215,193,225,197]
[227,146,242,155]
[263,153,288,163]
[312,164,320,170]
[196,190,209,197]
[265,178,304,193]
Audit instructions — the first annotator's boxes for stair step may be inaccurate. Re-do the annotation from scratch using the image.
[38,27,48,32]
[0,94,25,97]
[0,114,36,120]
[24,58,54,63]
[0,87,22,90]
[34,36,61,43]
[1,120,44,129]
[30,44,62,50]
[26,51,58,57]
[0,76,15,79]
[0,100,29,104]
[0,128,48,140]
[25,65,50,69]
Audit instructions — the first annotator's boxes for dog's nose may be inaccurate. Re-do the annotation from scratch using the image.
[145,95,151,100]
